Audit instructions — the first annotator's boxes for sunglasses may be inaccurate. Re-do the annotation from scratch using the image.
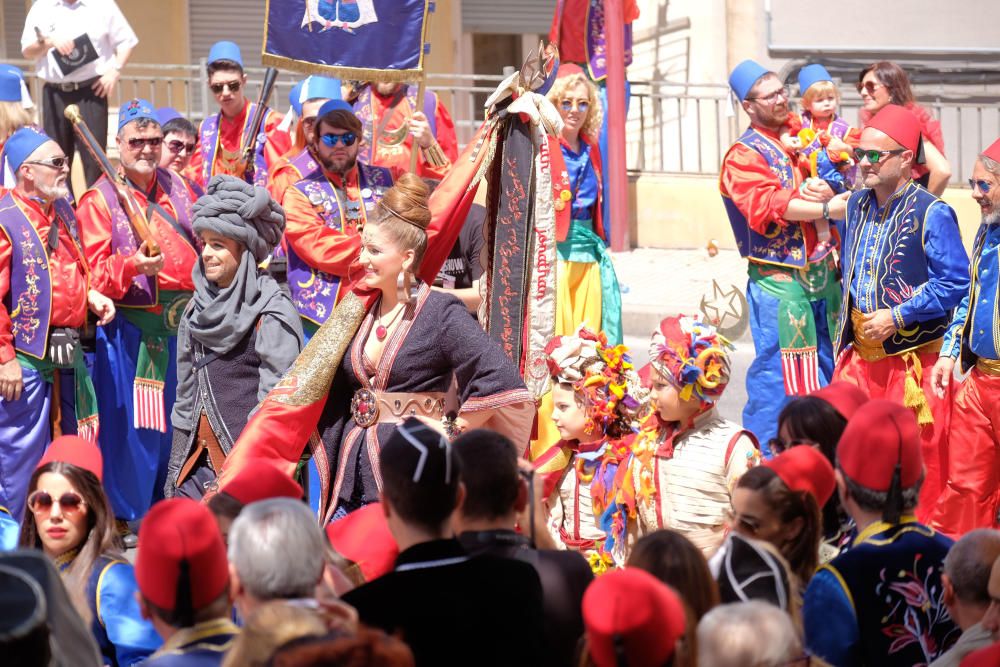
[560,99,590,113]
[24,156,69,169]
[748,86,789,105]
[167,139,196,154]
[127,136,163,150]
[970,179,993,194]
[320,132,358,147]
[853,147,905,164]
[856,80,883,95]
[27,490,85,515]
[210,80,242,95]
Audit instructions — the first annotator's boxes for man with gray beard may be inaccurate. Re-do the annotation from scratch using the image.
[932,138,1000,535]
[0,126,114,521]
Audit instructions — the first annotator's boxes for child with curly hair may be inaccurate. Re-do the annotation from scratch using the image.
[534,326,645,573]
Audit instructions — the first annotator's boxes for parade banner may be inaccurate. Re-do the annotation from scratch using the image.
[262,0,431,81]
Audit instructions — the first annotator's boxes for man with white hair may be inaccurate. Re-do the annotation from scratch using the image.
[930,529,1000,666]
[226,497,326,618]
[933,137,1000,535]
[697,601,803,667]
[0,126,113,521]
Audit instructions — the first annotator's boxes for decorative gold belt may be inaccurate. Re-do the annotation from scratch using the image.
[350,389,446,428]
[850,308,941,362]
[977,358,1000,377]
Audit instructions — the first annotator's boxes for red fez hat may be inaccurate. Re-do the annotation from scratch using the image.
[866,104,924,159]
[557,62,585,79]
[811,382,869,420]
[962,643,1000,667]
[982,137,1000,165]
[36,436,103,482]
[135,498,229,614]
[325,503,399,581]
[764,445,836,506]
[219,459,302,506]
[837,399,922,491]
[583,568,686,667]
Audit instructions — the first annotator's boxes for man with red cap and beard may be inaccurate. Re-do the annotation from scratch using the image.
[831,104,969,520]
[931,137,1000,536]
[803,400,958,667]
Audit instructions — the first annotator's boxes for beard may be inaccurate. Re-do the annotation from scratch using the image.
[320,151,358,175]
[37,181,69,201]
[984,208,1000,225]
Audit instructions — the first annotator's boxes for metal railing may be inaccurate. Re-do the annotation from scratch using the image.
[625,78,1000,186]
[10,57,995,187]
[8,59,504,148]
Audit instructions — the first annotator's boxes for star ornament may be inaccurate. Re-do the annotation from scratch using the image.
[699,280,749,340]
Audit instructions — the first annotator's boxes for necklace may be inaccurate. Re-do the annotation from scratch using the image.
[375,303,406,341]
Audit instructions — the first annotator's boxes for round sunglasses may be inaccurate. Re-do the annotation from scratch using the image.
[27,490,86,516]
[321,132,358,147]
[560,99,590,113]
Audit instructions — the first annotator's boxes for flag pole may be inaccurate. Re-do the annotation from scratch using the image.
[409,1,434,173]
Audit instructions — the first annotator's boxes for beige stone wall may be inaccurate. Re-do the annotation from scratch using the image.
[631,173,983,253]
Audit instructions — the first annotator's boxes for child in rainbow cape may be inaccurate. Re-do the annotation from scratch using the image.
[630,315,760,557]
[533,326,645,573]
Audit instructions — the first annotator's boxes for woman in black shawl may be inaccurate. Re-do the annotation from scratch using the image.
[167,175,304,499]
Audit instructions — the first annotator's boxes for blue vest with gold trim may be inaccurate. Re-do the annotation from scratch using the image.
[834,182,951,356]
[820,519,957,665]
[722,127,807,269]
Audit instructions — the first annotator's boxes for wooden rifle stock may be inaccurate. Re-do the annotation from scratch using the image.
[64,104,160,256]
[238,67,279,183]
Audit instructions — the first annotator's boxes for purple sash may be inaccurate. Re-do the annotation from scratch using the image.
[93,169,197,307]
[801,112,851,140]
[585,0,634,82]
[287,148,321,183]
[287,163,392,324]
[0,194,52,359]
[354,86,437,165]
[199,103,271,188]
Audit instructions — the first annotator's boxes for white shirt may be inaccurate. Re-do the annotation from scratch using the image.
[21,0,138,83]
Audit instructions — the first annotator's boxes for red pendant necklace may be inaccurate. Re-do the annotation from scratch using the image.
[375,304,406,341]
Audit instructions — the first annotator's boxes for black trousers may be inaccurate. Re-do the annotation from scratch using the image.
[42,81,108,193]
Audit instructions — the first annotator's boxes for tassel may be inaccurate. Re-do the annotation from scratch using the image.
[902,353,934,426]
[883,463,904,524]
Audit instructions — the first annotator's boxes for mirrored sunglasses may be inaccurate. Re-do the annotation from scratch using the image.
[24,156,69,169]
[321,132,358,147]
[969,179,993,194]
[853,148,905,164]
[560,99,590,113]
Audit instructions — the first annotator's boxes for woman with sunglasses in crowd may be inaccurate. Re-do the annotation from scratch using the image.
[533,65,625,453]
[18,435,161,666]
[857,61,951,196]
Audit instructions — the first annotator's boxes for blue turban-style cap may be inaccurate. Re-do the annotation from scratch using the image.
[118,98,158,131]
[317,99,355,119]
[0,68,22,103]
[156,107,183,125]
[1,127,51,175]
[208,41,243,67]
[729,59,770,102]
[797,64,833,95]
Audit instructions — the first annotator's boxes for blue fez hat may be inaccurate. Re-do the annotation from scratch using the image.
[0,68,23,103]
[156,107,183,125]
[208,41,243,67]
[118,98,158,131]
[729,59,770,102]
[291,76,343,116]
[288,80,305,116]
[798,64,833,94]
[1,127,51,174]
[317,99,355,119]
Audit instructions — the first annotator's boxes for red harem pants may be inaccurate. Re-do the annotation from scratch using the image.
[930,367,1000,537]
[834,347,952,522]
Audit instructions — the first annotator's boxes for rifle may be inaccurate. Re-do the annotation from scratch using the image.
[64,104,160,256]
[237,67,279,183]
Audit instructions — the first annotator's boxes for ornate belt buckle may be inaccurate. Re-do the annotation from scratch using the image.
[351,388,379,427]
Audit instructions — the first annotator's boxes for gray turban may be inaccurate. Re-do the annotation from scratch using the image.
[192,175,285,263]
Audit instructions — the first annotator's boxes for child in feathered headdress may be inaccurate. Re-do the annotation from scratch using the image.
[630,315,760,558]
[533,325,645,574]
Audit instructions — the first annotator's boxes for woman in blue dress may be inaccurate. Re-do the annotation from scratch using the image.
[18,436,161,666]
